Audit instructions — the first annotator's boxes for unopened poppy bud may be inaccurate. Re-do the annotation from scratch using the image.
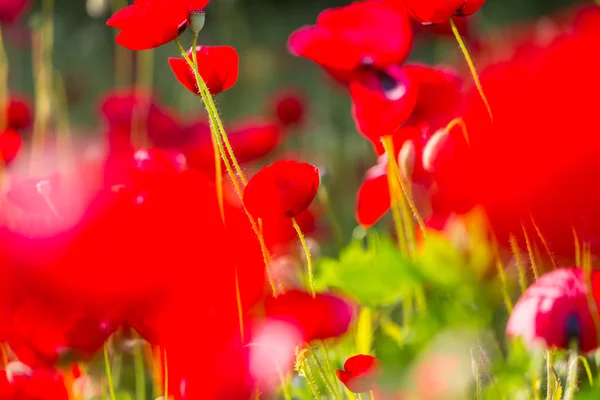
[422,129,450,173]
[399,139,416,179]
[190,10,206,35]
[6,361,33,383]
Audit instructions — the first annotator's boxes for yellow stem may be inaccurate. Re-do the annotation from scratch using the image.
[509,235,527,293]
[103,342,117,400]
[163,348,169,400]
[445,117,470,146]
[381,136,426,244]
[293,217,315,297]
[111,0,133,87]
[495,253,513,313]
[235,269,245,342]
[175,38,278,296]
[521,222,540,280]
[1,343,8,367]
[449,18,493,123]
[573,227,582,267]
[529,214,558,269]
[385,142,410,255]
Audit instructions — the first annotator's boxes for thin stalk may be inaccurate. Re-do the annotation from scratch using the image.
[521,222,540,280]
[546,350,553,400]
[565,348,579,400]
[302,360,322,399]
[111,0,133,87]
[509,235,527,293]
[133,340,146,400]
[320,342,343,400]
[1,343,7,367]
[293,217,316,297]
[164,348,169,400]
[445,117,470,145]
[529,214,558,269]
[309,349,342,400]
[381,136,427,243]
[386,149,409,255]
[131,48,154,148]
[235,269,245,342]
[103,343,117,400]
[449,18,493,123]
[578,356,593,386]
[573,227,582,267]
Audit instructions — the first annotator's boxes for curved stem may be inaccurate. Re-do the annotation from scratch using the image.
[449,18,493,123]
[445,117,470,146]
[175,38,278,296]
[521,222,540,280]
[529,214,558,269]
[103,342,117,400]
[163,348,169,400]
[381,136,427,243]
[309,349,342,400]
[293,217,315,297]
[235,269,245,342]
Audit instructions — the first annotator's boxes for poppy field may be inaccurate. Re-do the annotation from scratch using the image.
[2,0,600,398]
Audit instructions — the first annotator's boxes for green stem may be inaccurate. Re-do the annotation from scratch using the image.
[509,235,527,294]
[546,350,553,400]
[449,18,493,123]
[133,340,146,400]
[293,217,315,297]
[309,349,341,400]
[235,269,245,342]
[565,348,579,400]
[521,222,540,280]
[164,348,169,400]
[103,342,117,400]
[320,342,342,400]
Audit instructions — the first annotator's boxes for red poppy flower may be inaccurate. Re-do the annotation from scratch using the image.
[356,155,390,228]
[506,268,600,353]
[271,89,306,128]
[0,128,22,165]
[180,118,282,171]
[0,0,29,24]
[402,0,486,25]
[263,208,318,256]
[98,89,182,154]
[243,160,320,220]
[0,364,68,399]
[169,45,239,95]
[264,290,355,342]
[107,0,210,50]
[336,355,381,393]
[427,27,600,257]
[288,0,412,82]
[350,65,418,142]
[6,95,32,131]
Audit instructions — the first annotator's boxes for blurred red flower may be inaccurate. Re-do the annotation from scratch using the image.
[336,354,381,394]
[0,0,29,24]
[264,290,355,342]
[107,0,209,50]
[169,46,239,96]
[401,0,486,25]
[6,95,32,131]
[0,128,22,165]
[0,363,68,399]
[271,89,306,128]
[182,118,282,170]
[350,65,418,142]
[288,0,412,83]
[243,160,320,220]
[506,268,600,353]
[427,27,600,257]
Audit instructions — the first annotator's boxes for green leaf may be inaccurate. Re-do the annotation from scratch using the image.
[317,233,420,307]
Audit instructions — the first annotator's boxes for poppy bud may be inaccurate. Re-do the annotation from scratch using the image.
[399,139,416,179]
[190,10,206,35]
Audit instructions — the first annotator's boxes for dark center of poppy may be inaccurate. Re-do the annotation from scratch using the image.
[376,70,398,93]
[565,313,581,349]
[177,20,189,37]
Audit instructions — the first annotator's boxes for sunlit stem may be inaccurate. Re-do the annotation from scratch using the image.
[449,18,493,123]
[190,34,248,186]
[357,394,363,400]
[309,349,342,400]
[131,49,154,148]
[386,152,409,255]
[445,117,470,145]
[132,340,146,400]
[370,391,376,400]
[546,350,554,400]
[293,217,315,297]
[31,0,55,170]
[521,222,540,280]
[235,269,245,342]
[509,234,527,293]
[381,136,427,244]
[320,342,342,399]
[582,254,600,346]
[564,345,579,400]
[175,39,278,296]
[578,356,593,385]
[301,357,322,399]
[163,347,169,400]
[103,342,117,400]
[530,214,558,269]
[573,227,582,267]
[0,343,8,367]
[0,26,8,131]
[471,349,481,400]
[495,253,513,313]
